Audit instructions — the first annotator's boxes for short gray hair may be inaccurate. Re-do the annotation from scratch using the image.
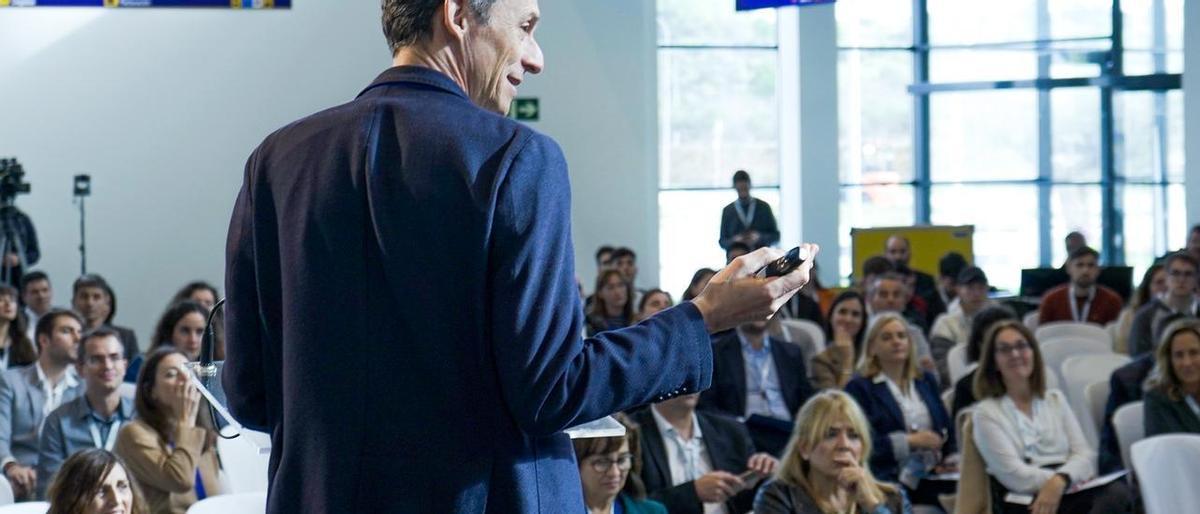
[381,0,499,54]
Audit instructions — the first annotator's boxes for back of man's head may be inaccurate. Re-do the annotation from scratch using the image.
[381,0,500,54]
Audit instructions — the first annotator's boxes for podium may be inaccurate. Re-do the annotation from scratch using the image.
[186,361,623,442]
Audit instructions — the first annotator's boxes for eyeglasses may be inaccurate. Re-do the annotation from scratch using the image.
[588,453,633,473]
[1168,269,1196,278]
[994,341,1032,356]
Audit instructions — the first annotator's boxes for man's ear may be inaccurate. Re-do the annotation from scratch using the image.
[440,0,471,42]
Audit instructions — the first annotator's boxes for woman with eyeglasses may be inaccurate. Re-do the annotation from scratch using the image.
[971,320,1131,514]
[573,415,666,514]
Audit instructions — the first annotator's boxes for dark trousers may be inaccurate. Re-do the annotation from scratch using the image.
[994,478,1133,514]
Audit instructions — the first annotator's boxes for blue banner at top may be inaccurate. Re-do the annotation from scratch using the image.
[736,0,834,11]
[0,0,289,7]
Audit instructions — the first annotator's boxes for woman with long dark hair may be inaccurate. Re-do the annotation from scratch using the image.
[124,301,209,383]
[809,291,866,389]
[586,269,635,336]
[0,284,36,369]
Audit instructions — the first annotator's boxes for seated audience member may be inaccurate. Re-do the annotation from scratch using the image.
[73,274,139,361]
[1129,252,1198,357]
[885,235,945,325]
[1143,319,1200,436]
[38,328,134,499]
[937,252,968,310]
[19,271,54,342]
[46,448,147,514]
[682,268,716,302]
[596,245,616,272]
[0,309,84,500]
[753,390,912,514]
[573,415,667,514]
[949,305,1019,422]
[612,247,641,289]
[170,281,223,360]
[0,284,37,370]
[1187,224,1200,262]
[699,320,815,456]
[1114,264,1166,355]
[1038,247,1123,326]
[636,289,674,322]
[125,301,208,383]
[929,267,995,386]
[779,261,826,327]
[893,264,931,330]
[866,274,935,373]
[844,313,956,508]
[726,242,751,265]
[859,255,895,291]
[586,270,635,336]
[810,291,867,390]
[116,348,220,514]
[972,320,1131,514]
[632,394,777,514]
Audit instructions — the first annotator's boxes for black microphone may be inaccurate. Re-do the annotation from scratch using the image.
[197,298,226,384]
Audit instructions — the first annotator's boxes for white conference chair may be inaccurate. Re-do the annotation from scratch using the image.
[0,502,48,514]
[773,319,824,375]
[1023,310,1039,330]
[186,492,267,514]
[217,431,271,494]
[117,382,137,400]
[0,479,13,507]
[1040,337,1111,394]
[1036,322,1111,347]
[1061,354,1130,447]
[1083,380,1111,442]
[1112,401,1144,472]
[946,343,976,384]
[779,319,826,352]
[1131,434,1200,514]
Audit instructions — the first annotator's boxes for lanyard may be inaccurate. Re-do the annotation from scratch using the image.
[734,199,756,229]
[1068,285,1095,322]
[88,417,121,452]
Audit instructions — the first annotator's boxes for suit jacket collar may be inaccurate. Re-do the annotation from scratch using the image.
[868,374,907,429]
[637,409,742,493]
[358,65,470,101]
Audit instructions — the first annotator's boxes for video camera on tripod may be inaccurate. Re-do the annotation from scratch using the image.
[0,158,32,206]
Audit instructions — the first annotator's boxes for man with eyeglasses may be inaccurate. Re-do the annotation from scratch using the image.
[632,394,777,514]
[1129,252,1200,357]
[35,327,133,499]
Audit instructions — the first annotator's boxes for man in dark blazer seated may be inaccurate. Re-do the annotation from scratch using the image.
[222,1,819,513]
[698,321,814,456]
[631,394,777,514]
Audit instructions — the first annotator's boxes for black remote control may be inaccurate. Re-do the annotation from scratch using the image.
[758,246,807,278]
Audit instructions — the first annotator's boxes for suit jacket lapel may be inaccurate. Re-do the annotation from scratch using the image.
[873,380,906,429]
[770,343,796,415]
[636,411,674,490]
[697,414,738,473]
[722,339,747,416]
[23,367,42,426]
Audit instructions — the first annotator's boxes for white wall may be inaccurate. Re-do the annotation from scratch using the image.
[0,0,657,342]
[1187,0,1200,224]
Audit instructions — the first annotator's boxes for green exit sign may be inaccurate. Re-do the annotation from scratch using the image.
[510,98,540,121]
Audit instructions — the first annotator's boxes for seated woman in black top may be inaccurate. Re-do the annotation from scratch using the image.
[950,305,1018,422]
[1144,318,1200,436]
[754,390,912,514]
[844,313,956,508]
[586,269,634,336]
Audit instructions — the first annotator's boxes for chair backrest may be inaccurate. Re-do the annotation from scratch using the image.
[1083,380,1111,444]
[947,343,978,384]
[954,417,992,514]
[780,319,826,352]
[186,492,268,514]
[117,382,137,400]
[217,430,272,494]
[1039,337,1111,393]
[1112,401,1144,471]
[774,319,824,375]
[0,477,12,507]
[1130,434,1200,514]
[0,502,49,514]
[1061,354,1130,447]
[1035,322,1110,347]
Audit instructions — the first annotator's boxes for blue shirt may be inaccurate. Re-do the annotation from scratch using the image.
[737,332,791,421]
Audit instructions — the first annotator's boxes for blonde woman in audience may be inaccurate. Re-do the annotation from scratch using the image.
[586,269,635,336]
[971,320,1131,514]
[1144,318,1200,435]
[635,289,674,322]
[810,291,866,389]
[754,390,912,514]
[0,284,37,370]
[844,313,955,510]
[116,348,221,514]
[573,415,666,514]
[47,448,147,514]
[1113,264,1165,354]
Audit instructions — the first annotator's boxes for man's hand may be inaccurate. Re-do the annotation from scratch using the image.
[4,463,36,499]
[692,244,819,333]
[745,452,778,477]
[693,471,744,504]
[3,253,17,267]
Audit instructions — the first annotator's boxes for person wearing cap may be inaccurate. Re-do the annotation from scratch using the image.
[929,267,995,347]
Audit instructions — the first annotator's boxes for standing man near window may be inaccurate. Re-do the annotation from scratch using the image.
[223,1,819,513]
[719,170,779,251]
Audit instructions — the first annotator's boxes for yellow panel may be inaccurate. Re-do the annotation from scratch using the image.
[850,225,975,282]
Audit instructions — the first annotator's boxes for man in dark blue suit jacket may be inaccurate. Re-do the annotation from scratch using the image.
[222,1,818,512]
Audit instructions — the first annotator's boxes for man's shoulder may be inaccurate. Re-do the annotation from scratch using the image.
[1096,285,1124,303]
[0,366,30,388]
[1041,284,1071,304]
[696,410,746,436]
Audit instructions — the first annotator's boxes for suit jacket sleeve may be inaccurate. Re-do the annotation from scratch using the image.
[844,378,900,475]
[650,482,704,514]
[223,150,271,431]
[1128,307,1154,358]
[0,373,16,467]
[755,201,779,248]
[489,133,712,436]
[35,410,65,499]
[751,480,794,514]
